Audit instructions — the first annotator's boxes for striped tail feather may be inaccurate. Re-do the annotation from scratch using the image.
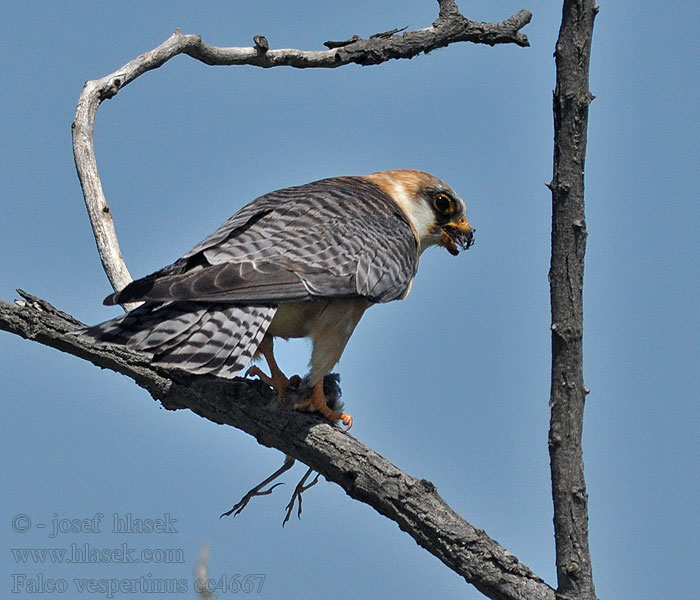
[74,302,276,378]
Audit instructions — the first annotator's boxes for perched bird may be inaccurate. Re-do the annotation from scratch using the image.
[77,170,474,427]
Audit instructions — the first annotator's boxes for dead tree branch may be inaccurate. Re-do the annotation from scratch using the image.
[547,1,598,600]
[0,291,553,600]
[72,1,530,298]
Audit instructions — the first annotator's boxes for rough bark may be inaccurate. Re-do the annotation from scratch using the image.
[547,2,598,600]
[0,291,554,600]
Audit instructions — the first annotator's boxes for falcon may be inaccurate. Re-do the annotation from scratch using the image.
[77,170,474,427]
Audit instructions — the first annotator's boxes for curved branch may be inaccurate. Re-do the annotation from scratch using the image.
[0,291,553,600]
[71,1,530,300]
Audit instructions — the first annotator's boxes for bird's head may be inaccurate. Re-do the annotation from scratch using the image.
[364,169,474,255]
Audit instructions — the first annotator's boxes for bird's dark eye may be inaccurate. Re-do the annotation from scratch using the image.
[433,193,455,215]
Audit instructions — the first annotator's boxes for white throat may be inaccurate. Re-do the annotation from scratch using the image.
[384,181,440,254]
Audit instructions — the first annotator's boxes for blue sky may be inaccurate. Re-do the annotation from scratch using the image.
[1,1,697,599]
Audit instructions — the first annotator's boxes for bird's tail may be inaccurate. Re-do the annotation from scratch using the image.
[74,302,276,378]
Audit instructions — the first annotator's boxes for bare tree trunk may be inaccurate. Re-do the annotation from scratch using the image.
[548,2,598,600]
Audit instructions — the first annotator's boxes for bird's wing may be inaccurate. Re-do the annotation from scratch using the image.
[106,176,419,307]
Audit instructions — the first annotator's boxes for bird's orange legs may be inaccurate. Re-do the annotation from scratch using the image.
[292,380,353,429]
[246,340,352,428]
[246,341,293,402]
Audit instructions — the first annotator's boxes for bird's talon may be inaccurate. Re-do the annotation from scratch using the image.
[246,363,290,402]
[246,365,267,381]
[324,409,353,430]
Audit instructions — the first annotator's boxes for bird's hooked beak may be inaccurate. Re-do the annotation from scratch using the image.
[440,218,474,256]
